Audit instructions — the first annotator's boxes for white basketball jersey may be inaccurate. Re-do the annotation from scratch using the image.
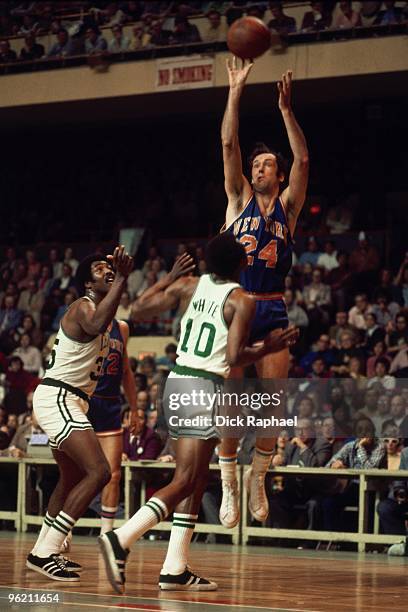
[176,274,240,377]
[44,297,110,397]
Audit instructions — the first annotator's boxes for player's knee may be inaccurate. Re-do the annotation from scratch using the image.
[109,468,121,486]
[93,462,111,488]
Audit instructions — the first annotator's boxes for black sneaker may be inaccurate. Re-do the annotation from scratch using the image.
[98,531,129,594]
[57,554,83,572]
[159,566,217,591]
[26,553,80,582]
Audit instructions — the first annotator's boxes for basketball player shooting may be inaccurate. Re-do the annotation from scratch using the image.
[219,59,309,527]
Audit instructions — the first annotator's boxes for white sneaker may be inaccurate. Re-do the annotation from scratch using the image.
[60,530,72,554]
[243,467,269,523]
[388,540,407,556]
[219,479,240,528]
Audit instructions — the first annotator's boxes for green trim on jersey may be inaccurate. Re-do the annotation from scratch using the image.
[173,364,224,385]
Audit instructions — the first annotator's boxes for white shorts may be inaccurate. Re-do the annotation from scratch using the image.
[33,384,93,450]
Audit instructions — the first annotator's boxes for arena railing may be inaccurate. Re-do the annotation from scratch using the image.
[1,457,408,551]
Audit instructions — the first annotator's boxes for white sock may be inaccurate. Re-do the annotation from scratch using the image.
[252,447,273,474]
[35,511,76,558]
[31,511,55,555]
[219,454,238,483]
[101,505,117,534]
[114,497,168,550]
[162,513,197,575]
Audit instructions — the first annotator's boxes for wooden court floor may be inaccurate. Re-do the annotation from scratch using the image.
[0,532,407,612]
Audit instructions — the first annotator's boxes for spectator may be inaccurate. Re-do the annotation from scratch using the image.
[148,20,171,47]
[349,232,380,293]
[124,1,144,23]
[127,264,144,299]
[317,240,338,273]
[130,22,150,49]
[151,258,167,280]
[303,268,331,338]
[284,289,308,328]
[13,313,44,351]
[0,39,17,63]
[390,346,408,378]
[8,410,45,457]
[366,340,390,377]
[18,13,39,36]
[377,446,408,539]
[359,1,382,26]
[20,33,45,61]
[156,343,177,370]
[102,2,127,27]
[325,202,353,234]
[25,249,41,280]
[357,388,381,429]
[393,254,408,307]
[381,394,406,432]
[13,333,42,376]
[109,23,130,52]
[52,263,75,292]
[331,330,365,377]
[17,279,45,327]
[37,264,53,296]
[51,290,76,332]
[301,1,332,31]
[373,268,400,304]
[268,418,332,529]
[382,429,402,470]
[372,294,400,328]
[139,355,156,384]
[5,356,39,414]
[47,28,75,57]
[374,1,404,25]
[122,408,162,460]
[136,390,150,412]
[202,9,226,42]
[298,236,322,266]
[320,416,346,456]
[348,293,372,331]
[322,417,386,530]
[48,247,63,279]
[0,295,22,351]
[332,1,362,29]
[362,312,385,353]
[348,356,367,392]
[116,291,132,320]
[308,356,330,379]
[63,247,79,275]
[85,25,108,55]
[300,334,335,373]
[329,311,357,348]
[170,15,202,44]
[367,357,396,391]
[386,314,408,355]
[327,251,352,311]
[267,1,296,35]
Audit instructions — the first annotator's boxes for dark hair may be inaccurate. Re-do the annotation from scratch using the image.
[165,343,177,354]
[75,254,107,295]
[375,356,390,372]
[248,142,288,180]
[206,234,247,279]
[354,415,376,437]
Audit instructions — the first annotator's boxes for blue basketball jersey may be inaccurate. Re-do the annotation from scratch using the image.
[226,195,293,293]
[93,319,124,398]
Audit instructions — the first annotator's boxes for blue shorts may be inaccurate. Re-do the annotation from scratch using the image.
[87,396,122,434]
[249,298,289,344]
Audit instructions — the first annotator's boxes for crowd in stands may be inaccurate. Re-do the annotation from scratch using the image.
[0,232,408,545]
[0,2,407,65]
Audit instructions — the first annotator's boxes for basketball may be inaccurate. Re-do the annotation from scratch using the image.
[227,16,271,60]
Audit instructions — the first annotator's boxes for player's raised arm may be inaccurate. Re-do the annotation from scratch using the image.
[278,70,309,236]
[77,246,133,337]
[221,57,253,226]
[131,253,196,320]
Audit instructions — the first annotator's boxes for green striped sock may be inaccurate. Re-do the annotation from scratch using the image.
[162,513,198,575]
[115,496,168,550]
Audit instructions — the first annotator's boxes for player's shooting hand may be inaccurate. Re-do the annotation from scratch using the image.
[277,70,292,113]
[107,245,133,280]
[226,56,253,90]
[169,253,196,281]
[264,325,299,353]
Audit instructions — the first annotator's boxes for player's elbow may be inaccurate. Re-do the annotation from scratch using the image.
[295,154,309,167]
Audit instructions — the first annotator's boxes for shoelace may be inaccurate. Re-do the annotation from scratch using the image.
[51,554,67,570]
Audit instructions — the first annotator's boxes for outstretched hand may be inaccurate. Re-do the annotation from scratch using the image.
[107,245,134,279]
[169,252,196,281]
[263,325,299,353]
[277,69,293,112]
[226,56,254,91]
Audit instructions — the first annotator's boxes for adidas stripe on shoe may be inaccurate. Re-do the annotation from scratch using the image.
[98,531,129,594]
[159,566,217,591]
[26,553,80,582]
